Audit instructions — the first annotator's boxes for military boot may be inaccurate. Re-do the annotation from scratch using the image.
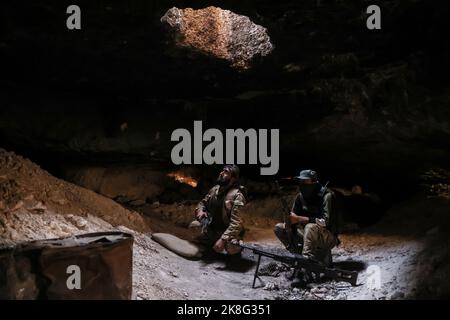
[225,251,242,268]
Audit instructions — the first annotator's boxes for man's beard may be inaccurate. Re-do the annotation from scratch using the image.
[217,176,230,187]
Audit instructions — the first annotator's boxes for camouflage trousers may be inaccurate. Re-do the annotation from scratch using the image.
[274,223,337,266]
[194,229,243,256]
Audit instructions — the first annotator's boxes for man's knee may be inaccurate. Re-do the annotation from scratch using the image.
[274,223,285,238]
[225,242,242,255]
[304,223,320,236]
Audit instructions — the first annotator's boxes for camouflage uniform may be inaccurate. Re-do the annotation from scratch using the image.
[195,184,246,255]
[274,188,338,266]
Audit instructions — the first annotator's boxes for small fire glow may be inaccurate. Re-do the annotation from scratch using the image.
[167,172,198,188]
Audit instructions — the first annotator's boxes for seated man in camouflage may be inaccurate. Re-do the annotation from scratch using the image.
[194,165,246,261]
[274,170,338,267]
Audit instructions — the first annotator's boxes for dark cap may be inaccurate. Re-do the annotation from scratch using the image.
[223,164,240,179]
[294,169,318,181]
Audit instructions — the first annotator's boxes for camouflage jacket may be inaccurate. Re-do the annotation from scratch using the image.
[195,184,246,241]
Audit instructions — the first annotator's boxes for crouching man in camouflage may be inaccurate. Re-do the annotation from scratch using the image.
[274,170,339,268]
[194,165,246,262]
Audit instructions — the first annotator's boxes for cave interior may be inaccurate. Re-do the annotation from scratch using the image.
[0,0,450,299]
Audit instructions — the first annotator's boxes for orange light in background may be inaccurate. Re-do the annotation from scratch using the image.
[167,172,198,188]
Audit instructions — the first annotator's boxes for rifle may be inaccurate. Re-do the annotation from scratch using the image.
[238,242,358,288]
[275,181,297,253]
[199,214,212,234]
[318,181,329,198]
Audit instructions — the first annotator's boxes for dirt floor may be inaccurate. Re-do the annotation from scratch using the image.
[131,215,425,300]
[1,149,449,300]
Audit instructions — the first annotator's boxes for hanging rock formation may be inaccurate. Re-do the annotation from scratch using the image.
[161,6,274,70]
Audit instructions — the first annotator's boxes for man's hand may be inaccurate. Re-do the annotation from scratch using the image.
[289,213,310,225]
[289,213,300,224]
[316,218,326,227]
[196,210,207,221]
[213,238,226,253]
